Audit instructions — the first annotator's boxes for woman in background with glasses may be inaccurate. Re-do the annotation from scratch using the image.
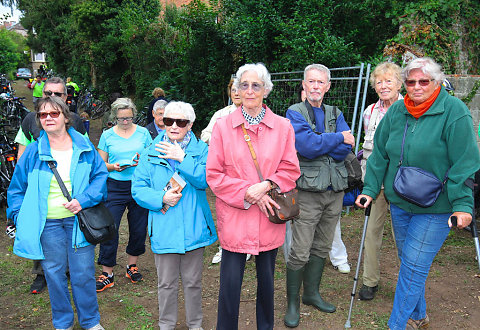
[132,101,217,330]
[356,57,480,329]
[96,97,152,292]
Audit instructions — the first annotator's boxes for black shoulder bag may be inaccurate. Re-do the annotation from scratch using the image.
[47,161,115,244]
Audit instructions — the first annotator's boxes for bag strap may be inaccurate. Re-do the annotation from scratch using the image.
[47,161,73,202]
[398,121,409,166]
[241,124,265,182]
[397,122,450,185]
[304,101,337,134]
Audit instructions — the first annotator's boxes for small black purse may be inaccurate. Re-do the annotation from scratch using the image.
[392,122,449,208]
[48,161,115,244]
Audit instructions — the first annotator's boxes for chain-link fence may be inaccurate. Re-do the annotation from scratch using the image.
[267,64,371,152]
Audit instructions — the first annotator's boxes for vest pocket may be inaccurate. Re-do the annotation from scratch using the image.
[330,161,348,192]
[296,166,330,192]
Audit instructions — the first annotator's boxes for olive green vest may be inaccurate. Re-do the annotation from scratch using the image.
[289,102,348,192]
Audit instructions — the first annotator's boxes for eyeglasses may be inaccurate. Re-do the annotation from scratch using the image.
[37,111,61,119]
[116,117,134,122]
[238,82,264,92]
[44,91,65,97]
[405,79,434,87]
[163,117,190,128]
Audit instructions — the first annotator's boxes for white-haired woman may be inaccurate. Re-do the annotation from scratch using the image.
[132,101,217,330]
[206,63,300,330]
[356,57,480,329]
[96,98,152,292]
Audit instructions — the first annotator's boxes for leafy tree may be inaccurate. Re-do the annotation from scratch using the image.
[0,29,21,76]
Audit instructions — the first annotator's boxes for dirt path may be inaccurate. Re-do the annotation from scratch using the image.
[0,81,479,329]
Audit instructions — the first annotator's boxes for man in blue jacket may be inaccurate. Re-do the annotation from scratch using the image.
[283,64,355,328]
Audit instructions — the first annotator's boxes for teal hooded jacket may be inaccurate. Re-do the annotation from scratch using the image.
[7,128,108,259]
[132,131,217,254]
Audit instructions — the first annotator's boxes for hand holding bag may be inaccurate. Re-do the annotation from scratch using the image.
[392,122,449,208]
[241,124,299,224]
[48,161,115,244]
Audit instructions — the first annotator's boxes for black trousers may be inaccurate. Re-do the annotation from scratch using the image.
[217,248,278,330]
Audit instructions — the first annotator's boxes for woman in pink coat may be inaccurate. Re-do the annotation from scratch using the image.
[206,63,300,330]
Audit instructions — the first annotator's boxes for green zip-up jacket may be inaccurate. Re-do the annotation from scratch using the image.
[363,87,480,214]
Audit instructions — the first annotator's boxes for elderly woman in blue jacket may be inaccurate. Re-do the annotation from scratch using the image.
[7,96,108,330]
[132,101,217,330]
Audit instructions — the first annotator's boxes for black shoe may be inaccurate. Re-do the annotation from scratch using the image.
[126,264,143,283]
[30,274,47,294]
[96,272,114,292]
[359,284,378,300]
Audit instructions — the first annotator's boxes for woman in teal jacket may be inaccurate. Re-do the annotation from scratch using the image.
[7,96,108,330]
[356,58,480,330]
[132,101,217,330]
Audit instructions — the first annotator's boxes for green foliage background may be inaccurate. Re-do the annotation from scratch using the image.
[6,0,479,129]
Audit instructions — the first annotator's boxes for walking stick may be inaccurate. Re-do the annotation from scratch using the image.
[345,197,371,328]
[451,215,480,272]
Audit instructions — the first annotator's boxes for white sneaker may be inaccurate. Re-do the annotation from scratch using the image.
[212,247,222,264]
[246,254,252,261]
[87,324,105,330]
[334,262,350,274]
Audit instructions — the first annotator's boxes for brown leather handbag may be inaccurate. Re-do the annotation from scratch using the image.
[241,124,299,224]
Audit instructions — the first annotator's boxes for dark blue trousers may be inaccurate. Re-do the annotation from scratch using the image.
[97,178,148,267]
[217,248,277,330]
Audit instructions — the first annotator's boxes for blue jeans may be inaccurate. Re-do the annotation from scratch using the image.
[40,216,100,329]
[388,204,451,330]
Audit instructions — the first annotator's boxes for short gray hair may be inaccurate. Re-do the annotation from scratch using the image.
[44,77,67,95]
[402,57,445,84]
[111,97,137,118]
[153,99,168,113]
[233,63,273,96]
[164,101,196,123]
[304,64,331,82]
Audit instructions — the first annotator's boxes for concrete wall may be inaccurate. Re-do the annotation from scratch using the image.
[447,75,480,147]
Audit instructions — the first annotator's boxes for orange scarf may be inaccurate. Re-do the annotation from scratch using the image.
[404,86,441,119]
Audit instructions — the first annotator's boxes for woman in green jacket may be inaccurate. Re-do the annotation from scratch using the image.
[356,57,480,330]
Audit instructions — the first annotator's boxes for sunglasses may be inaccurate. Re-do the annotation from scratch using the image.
[44,91,65,97]
[37,111,61,119]
[238,82,264,92]
[404,79,434,87]
[163,117,190,128]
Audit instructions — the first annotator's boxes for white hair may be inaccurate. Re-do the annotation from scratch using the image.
[233,63,273,96]
[153,99,168,113]
[402,57,445,83]
[304,64,331,81]
[164,101,196,123]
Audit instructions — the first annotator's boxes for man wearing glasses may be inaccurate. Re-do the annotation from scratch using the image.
[14,76,88,295]
[283,64,356,327]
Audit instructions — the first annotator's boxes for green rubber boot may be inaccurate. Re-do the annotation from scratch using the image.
[302,256,336,313]
[284,266,304,328]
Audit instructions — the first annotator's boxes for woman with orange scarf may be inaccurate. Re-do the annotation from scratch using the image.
[356,57,480,330]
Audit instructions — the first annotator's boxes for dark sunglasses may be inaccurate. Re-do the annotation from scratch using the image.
[404,79,434,87]
[44,91,65,97]
[163,117,190,128]
[37,111,61,119]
